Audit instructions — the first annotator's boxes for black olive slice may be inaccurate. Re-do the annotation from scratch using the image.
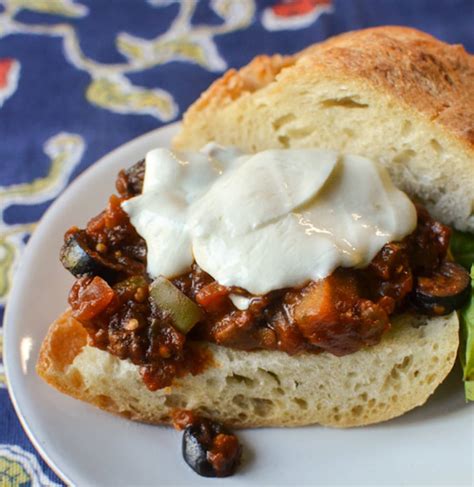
[182,418,242,477]
[124,159,145,196]
[60,231,121,280]
[414,262,471,315]
[60,232,102,277]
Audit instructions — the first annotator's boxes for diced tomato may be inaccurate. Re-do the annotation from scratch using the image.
[171,409,197,431]
[196,282,230,313]
[86,211,106,235]
[208,433,241,476]
[294,271,359,338]
[271,312,307,355]
[292,271,390,355]
[86,195,127,236]
[69,276,116,321]
[212,311,253,346]
[377,295,396,315]
[105,194,127,229]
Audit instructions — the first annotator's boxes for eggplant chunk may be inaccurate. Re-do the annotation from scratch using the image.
[414,262,471,315]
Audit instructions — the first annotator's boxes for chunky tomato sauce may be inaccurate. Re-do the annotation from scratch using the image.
[63,161,458,390]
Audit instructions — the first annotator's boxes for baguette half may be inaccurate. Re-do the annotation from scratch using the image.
[38,27,468,428]
[173,26,474,232]
[37,310,458,428]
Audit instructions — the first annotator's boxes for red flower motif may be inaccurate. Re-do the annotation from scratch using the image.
[0,58,14,89]
[272,0,332,17]
[0,58,20,107]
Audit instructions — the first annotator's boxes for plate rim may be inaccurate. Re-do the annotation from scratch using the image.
[3,120,473,485]
[3,122,181,485]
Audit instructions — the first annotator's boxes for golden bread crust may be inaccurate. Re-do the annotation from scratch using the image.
[37,310,87,377]
[297,27,474,147]
[185,53,294,122]
[177,26,474,150]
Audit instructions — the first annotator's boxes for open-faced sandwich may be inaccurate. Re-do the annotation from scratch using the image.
[37,26,474,477]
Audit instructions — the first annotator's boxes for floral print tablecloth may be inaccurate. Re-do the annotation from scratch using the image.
[0,0,472,484]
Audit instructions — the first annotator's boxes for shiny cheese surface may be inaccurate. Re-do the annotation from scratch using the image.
[122,144,417,295]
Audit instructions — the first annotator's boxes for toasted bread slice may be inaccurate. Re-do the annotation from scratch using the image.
[37,310,458,428]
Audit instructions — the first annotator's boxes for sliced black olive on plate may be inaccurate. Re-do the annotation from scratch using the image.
[182,417,242,477]
[414,262,471,315]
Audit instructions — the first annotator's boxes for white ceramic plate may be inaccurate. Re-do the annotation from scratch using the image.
[4,123,474,486]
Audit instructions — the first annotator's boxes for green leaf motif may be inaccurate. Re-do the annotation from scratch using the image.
[9,0,88,17]
[116,34,226,72]
[0,446,62,487]
[86,77,177,121]
[0,240,15,300]
[151,39,208,67]
[0,455,31,487]
[0,133,84,200]
[212,0,256,26]
[116,36,146,62]
[0,332,4,387]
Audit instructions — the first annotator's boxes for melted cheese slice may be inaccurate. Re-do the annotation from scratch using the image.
[122,144,417,295]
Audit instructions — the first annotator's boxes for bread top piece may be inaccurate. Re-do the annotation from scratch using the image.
[174,27,474,231]
[300,27,474,147]
[177,26,474,149]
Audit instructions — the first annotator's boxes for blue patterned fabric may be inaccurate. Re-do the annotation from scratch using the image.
[0,0,472,484]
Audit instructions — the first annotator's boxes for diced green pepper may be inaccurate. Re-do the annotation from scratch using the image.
[150,276,203,334]
[114,275,148,293]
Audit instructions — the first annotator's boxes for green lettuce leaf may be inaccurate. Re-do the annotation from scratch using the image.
[450,231,474,401]
[459,266,474,401]
[465,381,474,401]
[450,230,474,269]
